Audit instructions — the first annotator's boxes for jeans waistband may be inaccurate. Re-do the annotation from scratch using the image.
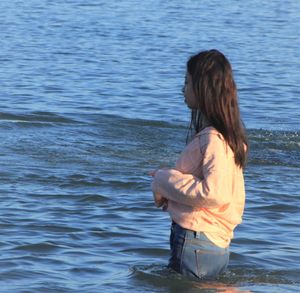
[172,221,205,238]
[171,221,228,252]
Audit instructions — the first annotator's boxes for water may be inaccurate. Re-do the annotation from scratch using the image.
[0,0,299,292]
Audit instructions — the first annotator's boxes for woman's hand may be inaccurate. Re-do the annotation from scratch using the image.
[150,169,168,210]
[149,169,158,177]
[153,192,168,208]
[149,167,169,177]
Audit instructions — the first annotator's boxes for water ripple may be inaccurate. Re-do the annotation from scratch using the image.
[0,0,299,292]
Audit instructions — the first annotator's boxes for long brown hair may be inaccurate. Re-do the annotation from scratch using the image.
[187,49,248,168]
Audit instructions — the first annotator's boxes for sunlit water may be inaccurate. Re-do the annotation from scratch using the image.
[0,0,299,292]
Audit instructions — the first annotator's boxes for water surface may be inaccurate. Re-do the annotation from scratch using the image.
[0,0,299,292]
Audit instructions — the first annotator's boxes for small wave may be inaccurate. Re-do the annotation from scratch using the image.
[131,264,252,292]
[79,194,109,202]
[60,176,105,188]
[26,224,83,233]
[220,267,300,285]
[79,112,186,129]
[27,191,114,204]
[248,129,300,167]
[131,264,183,286]
[249,129,299,151]
[86,113,299,142]
[0,111,79,124]
[89,229,136,238]
[251,203,299,213]
[131,264,299,292]
[61,176,141,189]
[13,242,66,253]
[95,114,299,147]
[0,268,49,282]
[69,267,104,275]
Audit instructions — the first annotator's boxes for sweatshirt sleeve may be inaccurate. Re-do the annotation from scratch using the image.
[152,133,230,209]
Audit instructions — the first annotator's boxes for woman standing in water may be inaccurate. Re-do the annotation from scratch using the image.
[151,49,248,280]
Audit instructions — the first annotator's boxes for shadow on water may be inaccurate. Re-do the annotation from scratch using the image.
[130,264,300,293]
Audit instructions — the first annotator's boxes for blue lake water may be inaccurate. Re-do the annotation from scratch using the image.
[0,0,299,292]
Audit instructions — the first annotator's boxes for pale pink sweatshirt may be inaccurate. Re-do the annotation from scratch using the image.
[152,127,246,248]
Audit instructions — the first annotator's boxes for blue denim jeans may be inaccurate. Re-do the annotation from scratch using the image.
[168,222,229,280]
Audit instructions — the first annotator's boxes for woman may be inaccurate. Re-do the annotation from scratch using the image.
[151,49,248,280]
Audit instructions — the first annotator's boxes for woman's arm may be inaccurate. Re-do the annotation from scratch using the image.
[152,134,230,209]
